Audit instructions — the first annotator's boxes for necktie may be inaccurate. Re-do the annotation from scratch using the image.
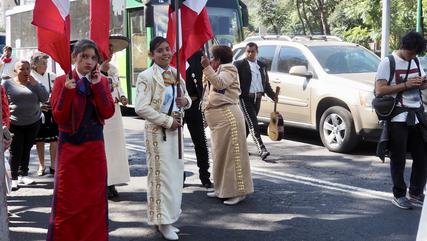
[163,70,176,86]
[78,77,92,96]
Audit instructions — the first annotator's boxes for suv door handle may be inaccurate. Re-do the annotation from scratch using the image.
[272,79,281,83]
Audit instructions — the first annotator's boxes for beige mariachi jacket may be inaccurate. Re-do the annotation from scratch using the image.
[135,64,191,128]
[201,63,241,111]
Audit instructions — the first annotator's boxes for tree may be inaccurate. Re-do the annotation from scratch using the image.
[256,0,288,34]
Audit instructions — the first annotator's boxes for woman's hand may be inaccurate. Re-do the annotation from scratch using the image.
[120,96,128,106]
[176,96,188,108]
[91,64,101,84]
[169,116,182,131]
[65,75,76,89]
[29,75,38,86]
[201,55,210,68]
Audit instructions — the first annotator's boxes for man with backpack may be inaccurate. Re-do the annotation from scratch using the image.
[375,31,427,209]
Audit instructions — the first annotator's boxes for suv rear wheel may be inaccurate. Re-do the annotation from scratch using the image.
[319,106,359,153]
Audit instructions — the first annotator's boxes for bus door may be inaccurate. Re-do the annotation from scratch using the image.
[126,7,148,105]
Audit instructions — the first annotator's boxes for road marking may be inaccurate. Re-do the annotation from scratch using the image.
[126,144,392,201]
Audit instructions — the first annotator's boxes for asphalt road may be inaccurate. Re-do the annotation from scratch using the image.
[7,117,423,241]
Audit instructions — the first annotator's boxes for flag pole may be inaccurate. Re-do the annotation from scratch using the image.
[175,0,183,159]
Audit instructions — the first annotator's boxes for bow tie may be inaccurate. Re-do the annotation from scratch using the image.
[162,70,177,86]
[77,77,92,96]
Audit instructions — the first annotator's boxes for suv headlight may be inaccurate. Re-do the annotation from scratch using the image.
[359,90,375,108]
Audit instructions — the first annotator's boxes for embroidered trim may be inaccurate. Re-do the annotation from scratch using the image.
[222,107,245,193]
[146,126,162,224]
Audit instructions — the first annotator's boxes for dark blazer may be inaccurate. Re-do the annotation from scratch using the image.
[234,59,275,100]
[186,51,204,100]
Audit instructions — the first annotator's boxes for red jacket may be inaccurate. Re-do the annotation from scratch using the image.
[51,70,115,133]
[1,86,10,128]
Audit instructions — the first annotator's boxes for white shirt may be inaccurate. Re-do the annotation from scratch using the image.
[0,58,17,78]
[31,70,56,93]
[157,65,179,114]
[375,52,426,123]
[248,60,264,94]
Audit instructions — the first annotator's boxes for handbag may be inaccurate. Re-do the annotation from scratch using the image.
[372,95,396,119]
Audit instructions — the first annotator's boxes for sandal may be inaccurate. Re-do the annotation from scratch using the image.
[37,166,45,176]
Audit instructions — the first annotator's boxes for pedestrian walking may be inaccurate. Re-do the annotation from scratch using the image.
[234,42,277,161]
[135,36,191,241]
[375,31,427,210]
[184,50,212,189]
[100,35,131,199]
[46,39,114,241]
[2,60,49,191]
[201,45,254,205]
[30,52,58,176]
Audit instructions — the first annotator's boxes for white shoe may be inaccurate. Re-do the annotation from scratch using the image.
[223,195,246,205]
[170,225,180,233]
[158,225,179,240]
[11,180,18,191]
[18,176,35,185]
[207,192,217,198]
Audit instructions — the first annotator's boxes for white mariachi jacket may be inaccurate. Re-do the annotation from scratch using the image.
[135,63,191,128]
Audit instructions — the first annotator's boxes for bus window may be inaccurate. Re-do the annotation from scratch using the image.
[129,8,147,87]
[207,7,240,46]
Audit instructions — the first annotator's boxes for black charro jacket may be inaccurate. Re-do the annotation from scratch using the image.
[233,59,276,100]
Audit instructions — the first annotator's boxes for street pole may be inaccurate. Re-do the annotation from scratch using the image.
[417,0,423,35]
[0,84,9,241]
[381,0,390,59]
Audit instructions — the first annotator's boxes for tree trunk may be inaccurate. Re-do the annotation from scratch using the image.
[302,0,314,34]
[0,88,9,241]
[296,0,307,35]
[317,0,331,35]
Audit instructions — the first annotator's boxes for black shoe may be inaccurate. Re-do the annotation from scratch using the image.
[108,185,119,199]
[49,167,55,175]
[260,150,270,161]
[202,181,213,189]
[392,196,413,210]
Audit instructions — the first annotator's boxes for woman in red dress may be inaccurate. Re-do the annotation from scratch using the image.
[46,39,114,241]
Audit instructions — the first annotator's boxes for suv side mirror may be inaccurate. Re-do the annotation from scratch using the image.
[289,66,313,78]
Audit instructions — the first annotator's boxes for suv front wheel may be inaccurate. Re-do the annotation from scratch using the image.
[319,106,359,153]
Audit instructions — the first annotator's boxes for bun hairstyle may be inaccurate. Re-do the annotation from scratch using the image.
[72,39,101,61]
[149,36,169,53]
[211,45,233,64]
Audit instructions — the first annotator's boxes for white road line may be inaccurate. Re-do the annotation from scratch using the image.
[126,144,392,201]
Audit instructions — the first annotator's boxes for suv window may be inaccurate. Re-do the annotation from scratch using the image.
[277,47,308,73]
[309,46,380,74]
[258,46,276,71]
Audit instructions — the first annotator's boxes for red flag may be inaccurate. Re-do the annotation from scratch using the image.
[90,0,110,61]
[166,0,214,80]
[32,0,71,73]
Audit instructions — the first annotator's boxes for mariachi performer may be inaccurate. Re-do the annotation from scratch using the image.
[100,35,131,198]
[47,39,115,241]
[135,36,191,241]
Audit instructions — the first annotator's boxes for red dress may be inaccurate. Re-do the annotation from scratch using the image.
[47,70,114,241]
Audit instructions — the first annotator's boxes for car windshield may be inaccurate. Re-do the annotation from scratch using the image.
[309,46,380,74]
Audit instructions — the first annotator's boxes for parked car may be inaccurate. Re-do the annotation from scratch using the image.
[233,37,381,153]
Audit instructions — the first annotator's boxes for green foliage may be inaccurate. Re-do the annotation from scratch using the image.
[251,0,422,51]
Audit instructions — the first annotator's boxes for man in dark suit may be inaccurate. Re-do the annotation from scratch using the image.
[184,50,213,188]
[234,42,277,161]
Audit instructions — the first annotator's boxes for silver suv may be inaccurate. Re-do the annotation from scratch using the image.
[233,36,381,153]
